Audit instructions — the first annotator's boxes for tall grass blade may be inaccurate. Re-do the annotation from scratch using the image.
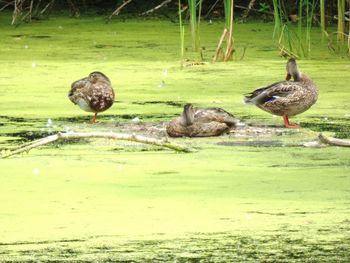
[272,0,281,40]
[320,0,326,40]
[337,0,345,43]
[178,0,185,67]
[188,0,200,51]
[298,0,303,56]
[348,0,350,56]
[305,0,315,55]
[224,0,234,61]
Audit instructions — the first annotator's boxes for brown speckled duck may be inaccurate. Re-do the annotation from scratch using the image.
[244,58,318,128]
[166,103,237,137]
[68,72,115,123]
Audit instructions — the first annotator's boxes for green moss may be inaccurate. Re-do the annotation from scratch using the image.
[0,12,349,261]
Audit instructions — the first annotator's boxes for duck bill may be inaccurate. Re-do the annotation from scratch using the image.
[286,73,292,80]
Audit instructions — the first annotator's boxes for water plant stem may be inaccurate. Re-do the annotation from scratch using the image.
[178,0,185,67]
[298,0,303,56]
[188,0,200,51]
[272,0,281,40]
[224,0,234,61]
[320,0,326,40]
[337,0,345,43]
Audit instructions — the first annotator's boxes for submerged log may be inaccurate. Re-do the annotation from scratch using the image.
[1,131,194,158]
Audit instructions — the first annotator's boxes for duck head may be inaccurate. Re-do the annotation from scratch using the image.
[181,103,195,126]
[89,71,111,84]
[286,58,301,81]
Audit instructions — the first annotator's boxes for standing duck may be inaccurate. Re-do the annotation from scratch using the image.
[68,71,115,123]
[244,58,318,128]
[166,103,237,137]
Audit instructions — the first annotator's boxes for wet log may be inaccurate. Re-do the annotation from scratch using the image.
[318,133,350,147]
[1,131,194,158]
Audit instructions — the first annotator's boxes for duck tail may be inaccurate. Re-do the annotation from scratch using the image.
[244,94,255,104]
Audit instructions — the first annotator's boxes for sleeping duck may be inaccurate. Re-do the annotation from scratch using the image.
[166,103,237,137]
[244,58,318,128]
[68,71,115,123]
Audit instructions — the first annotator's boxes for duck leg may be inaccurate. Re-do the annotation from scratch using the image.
[283,115,299,128]
[91,113,97,124]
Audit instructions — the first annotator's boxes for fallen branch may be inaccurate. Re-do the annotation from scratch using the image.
[235,4,273,15]
[39,0,54,15]
[0,0,14,12]
[318,133,350,147]
[140,0,171,16]
[1,131,194,158]
[241,0,256,19]
[21,0,33,22]
[204,0,220,19]
[108,0,132,21]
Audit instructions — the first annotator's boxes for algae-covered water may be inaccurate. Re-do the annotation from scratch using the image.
[0,13,350,262]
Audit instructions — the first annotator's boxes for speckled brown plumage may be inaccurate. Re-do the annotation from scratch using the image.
[68,72,115,123]
[244,59,318,128]
[166,104,238,137]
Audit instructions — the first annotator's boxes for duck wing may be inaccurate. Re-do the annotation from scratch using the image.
[188,122,230,137]
[194,107,237,126]
[68,77,91,104]
[244,80,302,105]
[70,77,89,93]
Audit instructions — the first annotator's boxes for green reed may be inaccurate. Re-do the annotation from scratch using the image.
[178,0,185,67]
[320,0,326,40]
[337,0,346,43]
[272,0,316,58]
[188,0,200,51]
[272,0,282,40]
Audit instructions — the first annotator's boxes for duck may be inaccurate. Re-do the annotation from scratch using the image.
[166,103,238,137]
[244,58,318,128]
[68,71,115,123]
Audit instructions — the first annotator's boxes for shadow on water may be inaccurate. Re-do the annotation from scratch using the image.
[57,113,176,123]
[1,229,350,262]
[9,34,52,39]
[217,140,284,147]
[131,100,184,107]
[301,116,350,138]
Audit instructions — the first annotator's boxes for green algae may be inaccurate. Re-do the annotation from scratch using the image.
[0,12,350,261]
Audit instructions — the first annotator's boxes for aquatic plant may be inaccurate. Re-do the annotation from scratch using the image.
[349,1,350,56]
[304,0,316,54]
[320,0,326,40]
[213,0,234,62]
[188,0,201,52]
[223,0,234,61]
[178,0,185,67]
[337,0,346,43]
[272,0,282,40]
[272,0,316,58]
